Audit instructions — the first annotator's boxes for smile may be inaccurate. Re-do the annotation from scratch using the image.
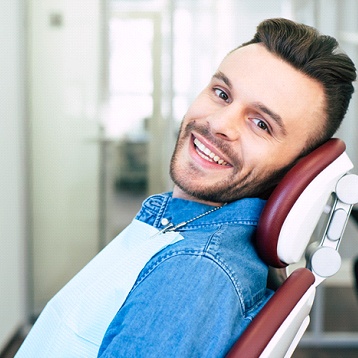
[193,137,230,166]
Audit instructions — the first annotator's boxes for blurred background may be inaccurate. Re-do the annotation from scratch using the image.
[2,0,358,356]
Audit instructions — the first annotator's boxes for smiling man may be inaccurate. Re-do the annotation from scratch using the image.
[97,19,355,358]
[16,18,356,358]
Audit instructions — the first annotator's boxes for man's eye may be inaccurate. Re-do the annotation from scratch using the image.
[214,88,230,102]
[252,118,270,132]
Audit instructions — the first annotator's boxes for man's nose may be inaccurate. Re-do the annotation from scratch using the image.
[209,106,242,141]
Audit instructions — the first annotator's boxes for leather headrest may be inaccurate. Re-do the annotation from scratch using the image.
[255,138,353,268]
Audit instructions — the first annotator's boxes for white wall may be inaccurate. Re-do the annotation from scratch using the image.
[0,0,27,348]
[28,0,102,313]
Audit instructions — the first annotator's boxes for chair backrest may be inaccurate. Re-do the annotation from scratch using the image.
[226,268,315,358]
[227,138,358,358]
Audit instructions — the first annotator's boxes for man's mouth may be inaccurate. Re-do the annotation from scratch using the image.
[193,137,230,166]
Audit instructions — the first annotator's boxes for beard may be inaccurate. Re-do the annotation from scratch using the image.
[170,120,295,203]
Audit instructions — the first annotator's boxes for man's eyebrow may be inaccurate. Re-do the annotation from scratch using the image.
[253,102,287,135]
[212,71,232,89]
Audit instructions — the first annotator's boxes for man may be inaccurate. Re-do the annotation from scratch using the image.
[98,18,356,357]
[16,18,356,358]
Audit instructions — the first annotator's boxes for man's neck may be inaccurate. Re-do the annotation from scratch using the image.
[172,186,225,207]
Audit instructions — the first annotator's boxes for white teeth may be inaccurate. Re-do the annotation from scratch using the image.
[197,150,212,162]
[193,138,228,166]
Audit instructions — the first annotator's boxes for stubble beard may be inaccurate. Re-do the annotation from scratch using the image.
[169,120,294,203]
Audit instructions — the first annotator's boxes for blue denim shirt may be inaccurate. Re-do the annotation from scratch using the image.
[98,192,272,358]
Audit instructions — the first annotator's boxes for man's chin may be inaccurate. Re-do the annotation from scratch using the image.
[172,179,239,204]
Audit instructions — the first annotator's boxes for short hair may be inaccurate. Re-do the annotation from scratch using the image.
[239,18,357,154]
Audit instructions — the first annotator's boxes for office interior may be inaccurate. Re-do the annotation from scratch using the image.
[2,0,358,356]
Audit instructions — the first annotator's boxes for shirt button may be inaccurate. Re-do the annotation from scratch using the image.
[161,218,170,226]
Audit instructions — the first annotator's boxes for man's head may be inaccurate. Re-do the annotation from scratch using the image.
[170,18,356,204]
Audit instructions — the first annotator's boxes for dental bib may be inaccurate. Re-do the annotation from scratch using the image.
[15,219,183,358]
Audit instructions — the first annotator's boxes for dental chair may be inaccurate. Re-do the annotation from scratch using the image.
[226,138,358,358]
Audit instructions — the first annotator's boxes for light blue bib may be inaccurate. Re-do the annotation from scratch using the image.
[16,219,183,358]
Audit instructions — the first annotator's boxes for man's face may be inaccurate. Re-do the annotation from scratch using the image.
[170,44,325,204]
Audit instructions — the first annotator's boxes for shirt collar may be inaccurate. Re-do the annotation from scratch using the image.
[146,192,266,230]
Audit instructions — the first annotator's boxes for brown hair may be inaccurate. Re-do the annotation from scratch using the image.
[240,18,356,153]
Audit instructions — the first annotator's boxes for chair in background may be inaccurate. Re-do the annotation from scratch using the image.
[227,138,358,358]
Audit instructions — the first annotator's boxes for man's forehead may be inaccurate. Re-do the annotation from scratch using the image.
[219,43,282,71]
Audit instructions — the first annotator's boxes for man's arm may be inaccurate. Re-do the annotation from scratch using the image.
[98,253,252,358]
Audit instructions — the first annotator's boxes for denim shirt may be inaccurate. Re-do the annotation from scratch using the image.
[98,192,272,358]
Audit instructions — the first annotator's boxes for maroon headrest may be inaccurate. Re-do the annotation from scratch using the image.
[255,138,346,268]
